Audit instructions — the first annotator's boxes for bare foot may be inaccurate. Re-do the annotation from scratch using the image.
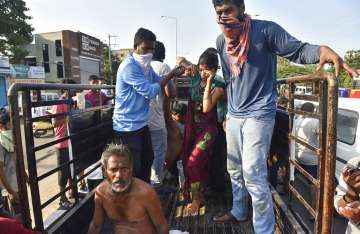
[186,200,201,216]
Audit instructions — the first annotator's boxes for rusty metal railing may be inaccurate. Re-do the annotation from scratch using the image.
[7,83,115,231]
[274,73,338,233]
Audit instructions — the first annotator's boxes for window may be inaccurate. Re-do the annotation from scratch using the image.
[42,44,50,73]
[337,109,358,145]
[25,57,37,66]
[55,40,62,57]
[57,62,64,78]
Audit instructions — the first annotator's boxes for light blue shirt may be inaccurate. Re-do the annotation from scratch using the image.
[113,54,161,132]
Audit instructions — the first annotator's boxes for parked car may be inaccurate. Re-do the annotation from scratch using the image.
[294,98,360,184]
[295,85,312,95]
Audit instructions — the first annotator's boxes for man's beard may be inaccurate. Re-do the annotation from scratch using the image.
[111,178,132,193]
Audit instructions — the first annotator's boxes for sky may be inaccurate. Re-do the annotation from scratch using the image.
[25,0,360,67]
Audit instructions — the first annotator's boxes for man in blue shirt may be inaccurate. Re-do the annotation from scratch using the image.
[211,1,359,233]
[113,28,184,183]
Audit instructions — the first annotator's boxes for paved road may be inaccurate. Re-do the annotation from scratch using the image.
[19,124,66,225]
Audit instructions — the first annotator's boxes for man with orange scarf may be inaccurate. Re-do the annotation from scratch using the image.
[211,1,359,233]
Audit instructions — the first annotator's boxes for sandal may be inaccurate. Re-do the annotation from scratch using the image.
[59,199,73,209]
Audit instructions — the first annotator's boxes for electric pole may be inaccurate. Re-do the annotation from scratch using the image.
[108,34,113,85]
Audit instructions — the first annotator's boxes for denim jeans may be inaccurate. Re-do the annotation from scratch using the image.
[150,128,167,185]
[226,115,275,234]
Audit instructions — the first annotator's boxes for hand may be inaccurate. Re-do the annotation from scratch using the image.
[342,166,360,195]
[205,71,216,83]
[10,192,20,204]
[317,46,359,78]
[339,201,360,222]
[169,66,185,78]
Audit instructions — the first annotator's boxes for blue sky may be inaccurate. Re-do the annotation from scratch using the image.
[25,0,360,66]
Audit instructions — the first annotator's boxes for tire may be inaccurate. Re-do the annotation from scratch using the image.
[34,129,46,138]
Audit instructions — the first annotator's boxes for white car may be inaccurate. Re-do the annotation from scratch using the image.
[335,98,360,183]
[294,97,360,184]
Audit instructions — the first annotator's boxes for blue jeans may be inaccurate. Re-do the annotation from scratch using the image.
[226,116,275,234]
[150,128,167,185]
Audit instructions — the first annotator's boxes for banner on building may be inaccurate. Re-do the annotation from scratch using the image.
[79,33,102,58]
[0,56,10,74]
[10,65,45,79]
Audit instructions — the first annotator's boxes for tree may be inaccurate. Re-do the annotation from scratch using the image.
[103,45,122,85]
[338,50,360,88]
[0,0,33,63]
[277,57,316,79]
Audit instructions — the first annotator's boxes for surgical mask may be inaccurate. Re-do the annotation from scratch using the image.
[133,52,153,73]
[0,130,14,153]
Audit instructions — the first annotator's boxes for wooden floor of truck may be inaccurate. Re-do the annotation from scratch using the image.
[160,189,254,234]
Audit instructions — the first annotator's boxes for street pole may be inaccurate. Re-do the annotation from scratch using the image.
[175,17,178,58]
[108,34,113,85]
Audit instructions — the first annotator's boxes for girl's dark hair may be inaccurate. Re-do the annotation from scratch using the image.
[212,0,244,8]
[153,41,166,62]
[171,102,187,116]
[133,28,156,49]
[198,47,219,70]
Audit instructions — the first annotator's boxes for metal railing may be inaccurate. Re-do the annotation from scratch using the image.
[274,73,338,233]
[7,83,115,231]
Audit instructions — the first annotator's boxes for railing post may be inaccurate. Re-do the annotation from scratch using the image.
[8,90,32,228]
[22,90,44,231]
[321,75,338,233]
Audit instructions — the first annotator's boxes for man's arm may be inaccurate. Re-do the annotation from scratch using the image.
[164,80,177,98]
[265,21,359,78]
[203,76,224,113]
[161,64,177,98]
[159,66,185,91]
[51,104,68,128]
[216,35,231,83]
[88,192,105,234]
[122,64,161,99]
[145,188,169,234]
[0,162,19,203]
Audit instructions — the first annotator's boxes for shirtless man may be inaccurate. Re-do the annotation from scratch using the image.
[88,144,168,234]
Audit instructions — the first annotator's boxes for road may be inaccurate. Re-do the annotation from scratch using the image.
[20,125,69,226]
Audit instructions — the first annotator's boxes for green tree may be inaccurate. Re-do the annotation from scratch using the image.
[277,57,316,79]
[0,0,33,63]
[337,50,360,88]
[103,45,122,85]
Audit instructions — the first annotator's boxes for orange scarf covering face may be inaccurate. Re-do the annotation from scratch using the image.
[217,14,251,78]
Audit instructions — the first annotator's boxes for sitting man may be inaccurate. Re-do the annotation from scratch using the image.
[88,144,168,234]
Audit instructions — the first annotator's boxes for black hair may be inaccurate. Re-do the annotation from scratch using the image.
[0,107,10,125]
[301,102,315,113]
[171,102,187,116]
[198,47,219,70]
[61,78,77,85]
[212,0,244,8]
[153,41,165,62]
[133,28,156,49]
[60,78,77,94]
[89,74,101,81]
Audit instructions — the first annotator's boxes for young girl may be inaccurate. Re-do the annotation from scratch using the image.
[181,48,225,214]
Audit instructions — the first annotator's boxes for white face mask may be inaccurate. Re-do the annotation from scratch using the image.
[133,52,153,73]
